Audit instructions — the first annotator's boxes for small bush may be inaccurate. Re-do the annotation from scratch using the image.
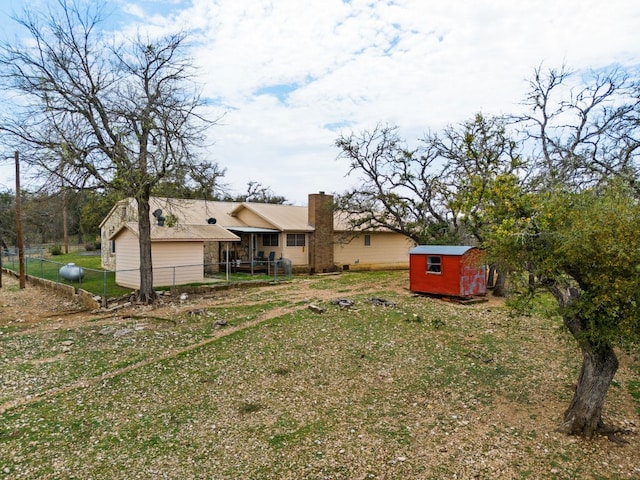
[49,245,63,256]
[84,243,96,251]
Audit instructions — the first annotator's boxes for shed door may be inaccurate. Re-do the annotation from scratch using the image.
[460,263,486,296]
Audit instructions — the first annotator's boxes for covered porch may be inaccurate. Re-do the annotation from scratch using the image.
[224,226,283,275]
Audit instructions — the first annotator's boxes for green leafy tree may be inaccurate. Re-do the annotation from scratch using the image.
[0,191,16,249]
[78,190,123,241]
[0,1,223,302]
[492,65,640,440]
[490,183,639,440]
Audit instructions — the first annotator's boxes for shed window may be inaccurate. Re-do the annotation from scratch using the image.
[110,239,116,254]
[262,233,279,247]
[286,233,306,247]
[427,256,441,273]
[364,234,371,246]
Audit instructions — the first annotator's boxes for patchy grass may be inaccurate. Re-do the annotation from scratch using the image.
[0,271,638,479]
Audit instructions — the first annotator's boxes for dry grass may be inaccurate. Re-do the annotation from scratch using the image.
[0,271,638,479]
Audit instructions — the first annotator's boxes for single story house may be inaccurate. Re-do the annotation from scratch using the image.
[100,192,415,287]
[409,245,486,297]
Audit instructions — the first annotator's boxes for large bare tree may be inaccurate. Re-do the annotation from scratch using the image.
[0,0,223,302]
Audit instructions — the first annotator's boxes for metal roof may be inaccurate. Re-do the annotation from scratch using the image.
[226,226,281,234]
[409,245,477,256]
[109,222,240,242]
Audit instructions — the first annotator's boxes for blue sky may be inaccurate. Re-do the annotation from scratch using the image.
[1,0,639,204]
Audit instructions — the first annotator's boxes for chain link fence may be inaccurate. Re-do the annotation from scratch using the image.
[1,254,292,300]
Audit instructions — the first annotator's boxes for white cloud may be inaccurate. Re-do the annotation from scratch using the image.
[2,0,639,203]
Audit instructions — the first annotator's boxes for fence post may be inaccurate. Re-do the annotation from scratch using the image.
[103,270,107,308]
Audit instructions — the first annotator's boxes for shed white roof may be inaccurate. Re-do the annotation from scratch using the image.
[409,245,477,256]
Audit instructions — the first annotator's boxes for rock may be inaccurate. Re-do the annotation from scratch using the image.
[368,297,397,307]
[179,293,189,301]
[331,298,354,309]
[99,326,116,336]
[113,328,133,338]
[308,304,325,314]
[213,319,228,329]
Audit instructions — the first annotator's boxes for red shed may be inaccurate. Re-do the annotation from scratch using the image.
[409,245,486,297]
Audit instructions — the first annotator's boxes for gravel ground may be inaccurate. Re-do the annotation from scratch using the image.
[0,271,638,479]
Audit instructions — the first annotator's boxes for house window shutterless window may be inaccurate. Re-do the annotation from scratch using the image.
[364,234,371,246]
[286,233,306,247]
[111,239,116,254]
[427,256,441,273]
[262,233,279,247]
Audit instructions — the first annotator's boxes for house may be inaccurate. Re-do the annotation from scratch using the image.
[100,192,415,287]
[409,245,486,297]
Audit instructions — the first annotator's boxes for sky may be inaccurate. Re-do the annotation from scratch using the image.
[1,0,639,205]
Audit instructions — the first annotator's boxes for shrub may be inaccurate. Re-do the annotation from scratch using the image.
[49,244,63,255]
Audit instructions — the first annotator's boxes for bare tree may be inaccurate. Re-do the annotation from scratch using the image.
[517,65,640,193]
[334,116,523,250]
[335,124,457,244]
[0,0,223,302]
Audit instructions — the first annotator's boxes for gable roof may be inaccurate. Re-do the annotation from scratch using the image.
[101,196,399,235]
[229,202,313,231]
[109,222,240,242]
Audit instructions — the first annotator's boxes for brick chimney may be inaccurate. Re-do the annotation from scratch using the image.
[308,192,335,274]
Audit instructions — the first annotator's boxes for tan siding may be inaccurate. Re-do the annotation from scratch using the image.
[282,233,310,266]
[334,232,413,270]
[114,232,205,288]
[151,242,204,287]
[234,209,276,229]
[114,229,141,288]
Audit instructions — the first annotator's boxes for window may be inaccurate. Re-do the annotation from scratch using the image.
[364,234,371,246]
[286,233,306,247]
[263,233,279,247]
[110,239,116,254]
[427,256,441,273]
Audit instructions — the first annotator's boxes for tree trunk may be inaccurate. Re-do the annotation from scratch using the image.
[487,264,496,288]
[559,340,618,438]
[492,269,506,297]
[136,194,157,304]
[546,284,625,441]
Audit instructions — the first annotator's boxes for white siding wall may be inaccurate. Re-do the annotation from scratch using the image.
[334,232,413,270]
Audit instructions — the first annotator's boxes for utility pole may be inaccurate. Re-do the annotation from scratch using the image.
[15,151,25,289]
